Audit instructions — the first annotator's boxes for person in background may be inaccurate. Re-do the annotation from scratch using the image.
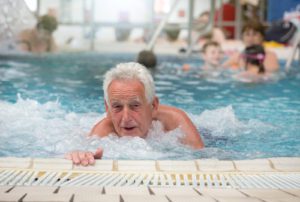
[137,50,157,69]
[201,41,223,71]
[195,11,226,44]
[223,21,279,73]
[18,14,58,53]
[234,44,269,82]
[182,41,223,72]
[65,62,204,166]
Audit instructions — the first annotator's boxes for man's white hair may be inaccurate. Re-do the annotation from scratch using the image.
[103,62,155,104]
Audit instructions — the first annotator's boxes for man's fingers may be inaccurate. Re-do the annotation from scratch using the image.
[65,150,103,166]
[78,152,89,166]
[72,152,81,165]
[94,148,103,159]
[86,152,95,165]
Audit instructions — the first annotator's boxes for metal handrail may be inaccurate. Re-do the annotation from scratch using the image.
[146,0,180,51]
[186,0,216,55]
[285,33,300,72]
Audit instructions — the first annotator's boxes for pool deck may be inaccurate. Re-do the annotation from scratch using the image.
[0,157,300,202]
[60,39,297,61]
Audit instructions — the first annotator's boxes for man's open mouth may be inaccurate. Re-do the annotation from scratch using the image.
[124,126,135,131]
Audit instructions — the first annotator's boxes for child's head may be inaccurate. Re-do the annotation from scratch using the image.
[36,15,58,34]
[242,21,265,47]
[201,41,223,67]
[137,50,157,68]
[242,45,265,73]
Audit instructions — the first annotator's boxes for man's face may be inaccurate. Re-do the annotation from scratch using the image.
[242,29,264,47]
[105,79,158,138]
[202,45,223,67]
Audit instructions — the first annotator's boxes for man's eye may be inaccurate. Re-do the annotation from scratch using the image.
[112,105,122,111]
[131,104,140,109]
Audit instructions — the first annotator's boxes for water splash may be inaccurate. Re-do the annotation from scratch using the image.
[192,105,275,138]
[0,96,283,160]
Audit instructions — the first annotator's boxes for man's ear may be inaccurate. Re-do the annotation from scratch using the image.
[104,100,110,114]
[151,96,159,117]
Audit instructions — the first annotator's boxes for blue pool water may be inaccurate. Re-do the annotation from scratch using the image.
[0,53,299,160]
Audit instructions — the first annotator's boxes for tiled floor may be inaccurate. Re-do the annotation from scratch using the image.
[1,186,300,202]
[0,157,299,202]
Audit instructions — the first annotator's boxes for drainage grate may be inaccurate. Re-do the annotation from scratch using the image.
[0,169,300,189]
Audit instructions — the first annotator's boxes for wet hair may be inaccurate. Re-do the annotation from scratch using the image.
[242,20,265,37]
[36,15,58,33]
[103,62,155,105]
[201,41,220,53]
[243,45,266,73]
[137,50,157,68]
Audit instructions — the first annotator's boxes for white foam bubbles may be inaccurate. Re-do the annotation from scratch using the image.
[0,95,195,159]
[84,121,194,160]
[0,96,276,160]
[0,94,102,157]
[192,105,275,138]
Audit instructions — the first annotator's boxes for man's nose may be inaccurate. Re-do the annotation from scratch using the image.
[121,106,132,122]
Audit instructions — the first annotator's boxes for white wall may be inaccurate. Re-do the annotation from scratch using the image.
[40,0,223,48]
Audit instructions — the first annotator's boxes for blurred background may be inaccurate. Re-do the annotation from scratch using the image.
[1,0,299,55]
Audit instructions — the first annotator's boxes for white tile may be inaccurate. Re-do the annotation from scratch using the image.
[196,159,235,172]
[217,197,263,202]
[240,189,294,199]
[33,158,73,170]
[74,194,119,202]
[197,188,247,198]
[262,197,300,202]
[9,186,58,194]
[0,186,13,193]
[269,157,300,171]
[0,157,32,169]
[0,192,26,202]
[58,186,103,195]
[167,195,216,202]
[73,160,113,171]
[283,189,300,197]
[150,187,199,196]
[22,193,72,202]
[234,159,274,172]
[122,195,169,202]
[105,186,150,195]
[158,160,197,172]
[117,160,156,171]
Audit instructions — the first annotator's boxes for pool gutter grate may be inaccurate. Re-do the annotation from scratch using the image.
[0,169,300,189]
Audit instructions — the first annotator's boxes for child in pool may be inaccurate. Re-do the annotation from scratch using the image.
[201,41,223,71]
[234,44,269,82]
[182,41,223,74]
[223,21,279,73]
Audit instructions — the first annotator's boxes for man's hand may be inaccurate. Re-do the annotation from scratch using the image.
[64,148,103,166]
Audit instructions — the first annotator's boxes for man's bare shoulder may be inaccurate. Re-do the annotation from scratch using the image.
[157,105,187,117]
[90,117,115,137]
[156,105,190,131]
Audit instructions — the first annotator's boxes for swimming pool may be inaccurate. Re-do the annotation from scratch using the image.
[0,53,299,160]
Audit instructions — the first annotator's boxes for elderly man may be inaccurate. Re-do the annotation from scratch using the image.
[66,62,204,166]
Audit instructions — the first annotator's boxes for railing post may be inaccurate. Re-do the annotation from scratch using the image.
[187,0,194,56]
[146,0,179,51]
